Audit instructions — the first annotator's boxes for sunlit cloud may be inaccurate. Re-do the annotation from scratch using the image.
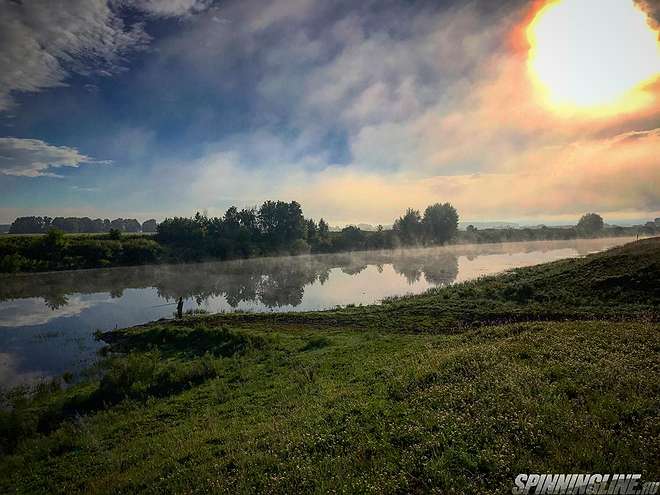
[1,0,658,224]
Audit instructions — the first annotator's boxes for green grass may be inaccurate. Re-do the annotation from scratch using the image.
[0,239,658,494]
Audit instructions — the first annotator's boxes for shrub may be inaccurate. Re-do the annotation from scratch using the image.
[0,253,27,273]
[66,240,116,265]
[120,239,163,264]
[290,238,311,255]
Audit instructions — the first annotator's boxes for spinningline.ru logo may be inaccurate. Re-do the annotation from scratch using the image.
[512,474,659,494]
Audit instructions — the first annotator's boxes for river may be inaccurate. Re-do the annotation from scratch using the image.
[0,237,636,389]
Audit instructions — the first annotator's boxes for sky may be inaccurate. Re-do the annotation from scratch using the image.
[0,0,659,226]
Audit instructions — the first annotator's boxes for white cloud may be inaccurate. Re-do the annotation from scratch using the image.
[0,138,104,177]
[0,0,149,110]
[0,0,214,111]
[130,0,214,17]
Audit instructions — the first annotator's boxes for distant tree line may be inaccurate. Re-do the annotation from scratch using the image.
[2,206,656,274]
[8,216,158,234]
[456,213,657,244]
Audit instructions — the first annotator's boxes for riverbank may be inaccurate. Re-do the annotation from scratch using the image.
[1,238,658,493]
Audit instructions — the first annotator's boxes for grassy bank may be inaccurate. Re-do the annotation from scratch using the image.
[0,239,658,493]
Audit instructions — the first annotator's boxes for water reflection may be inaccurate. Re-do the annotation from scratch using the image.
[0,249,462,314]
[0,237,636,388]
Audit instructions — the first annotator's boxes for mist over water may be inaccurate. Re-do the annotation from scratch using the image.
[0,237,636,389]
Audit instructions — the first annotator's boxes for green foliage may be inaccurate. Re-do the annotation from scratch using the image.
[577,212,604,234]
[0,253,28,273]
[423,202,459,245]
[0,202,652,274]
[290,238,311,255]
[42,228,66,251]
[393,208,423,244]
[0,233,162,272]
[119,238,162,264]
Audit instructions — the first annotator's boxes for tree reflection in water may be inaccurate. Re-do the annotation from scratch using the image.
[0,238,634,311]
[0,249,460,310]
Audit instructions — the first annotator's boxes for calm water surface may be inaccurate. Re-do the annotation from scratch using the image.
[0,237,636,388]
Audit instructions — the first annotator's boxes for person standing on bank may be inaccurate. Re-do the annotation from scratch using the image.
[176,297,184,319]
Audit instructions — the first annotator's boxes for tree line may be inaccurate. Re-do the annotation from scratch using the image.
[155,200,459,259]
[8,216,158,234]
[3,206,654,274]
[0,201,460,272]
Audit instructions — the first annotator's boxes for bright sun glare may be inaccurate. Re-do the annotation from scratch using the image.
[527,0,660,115]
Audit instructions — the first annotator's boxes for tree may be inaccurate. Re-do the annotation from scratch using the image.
[156,217,205,244]
[284,201,306,244]
[305,219,318,244]
[318,218,329,240]
[92,218,107,232]
[9,216,51,234]
[142,219,158,233]
[41,229,67,260]
[422,203,459,245]
[258,200,306,249]
[340,226,366,250]
[110,218,125,232]
[238,208,259,237]
[393,208,423,245]
[576,213,604,234]
[223,207,241,240]
[123,219,141,233]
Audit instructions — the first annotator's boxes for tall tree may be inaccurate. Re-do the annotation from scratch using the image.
[9,216,51,234]
[393,208,423,245]
[422,202,459,245]
[576,213,604,234]
[142,219,158,233]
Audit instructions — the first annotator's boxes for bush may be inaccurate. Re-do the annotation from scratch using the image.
[290,238,311,255]
[0,253,28,273]
[502,282,535,302]
[67,240,117,265]
[120,239,163,264]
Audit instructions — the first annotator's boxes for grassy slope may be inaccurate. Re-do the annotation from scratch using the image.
[1,239,658,494]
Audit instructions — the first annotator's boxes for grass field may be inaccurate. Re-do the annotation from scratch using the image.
[1,238,658,494]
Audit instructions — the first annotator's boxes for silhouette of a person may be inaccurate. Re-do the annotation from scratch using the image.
[176,297,184,319]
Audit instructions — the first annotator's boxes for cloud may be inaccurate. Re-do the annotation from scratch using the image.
[0,138,104,177]
[149,0,658,224]
[0,0,213,111]
[2,0,658,223]
[131,0,214,17]
[635,0,660,34]
[184,126,660,224]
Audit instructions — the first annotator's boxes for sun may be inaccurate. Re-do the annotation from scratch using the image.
[526,0,660,116]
